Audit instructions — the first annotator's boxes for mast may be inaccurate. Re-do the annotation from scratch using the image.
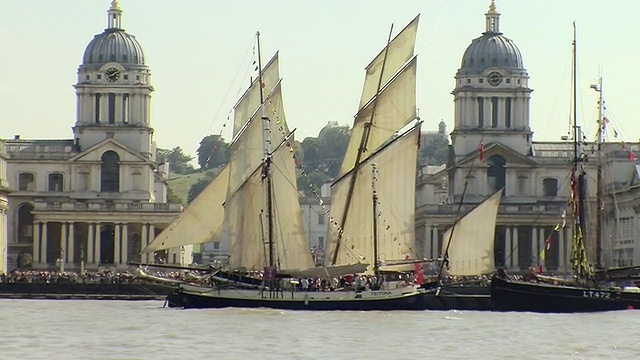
[592,76,604,269]
[371,163,380,275]
[331,23,394,265]
[256,31,275,269]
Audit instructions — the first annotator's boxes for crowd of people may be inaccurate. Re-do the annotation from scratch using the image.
[0,269,187,285]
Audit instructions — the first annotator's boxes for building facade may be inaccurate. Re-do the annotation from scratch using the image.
[0,148,8,274]
[415,1,640,274]
[2,1,183,272]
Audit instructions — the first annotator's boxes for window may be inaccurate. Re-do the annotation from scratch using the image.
[95,94,101,124]
[491,97,499,128]
[108,93,116,124]
[479,78,484,84]
[17,203,34,244]
[505,97,512,128]
[318,237,324,250]
[18,173,35,191]
[100,151,120,192]
[123,74,129,80]
[213,242,220,250]
[85,74,90,81]
[97,74,102,80]
[542,178,558,197]
[318,213,325,225]
[48,173,64,192]
[487,155,506,194]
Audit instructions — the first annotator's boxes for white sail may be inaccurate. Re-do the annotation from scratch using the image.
[443,189,503,276]
[339,57,417,176]
[359,14,419,109]
[142,166,229,253]
[232,52,280,137]
[325,126,420,269]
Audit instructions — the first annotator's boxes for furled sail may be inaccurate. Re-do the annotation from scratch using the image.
[325,126,421,270]
[232,52,280,137]
[443,189,503,276]
[142,166,229,253]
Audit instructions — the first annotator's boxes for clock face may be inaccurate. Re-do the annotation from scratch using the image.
[105,67,120,82]
[488,72,503,86]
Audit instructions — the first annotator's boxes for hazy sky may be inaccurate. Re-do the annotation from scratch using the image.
[1,0,638,157]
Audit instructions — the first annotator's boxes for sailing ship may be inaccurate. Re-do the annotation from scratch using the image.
[420,189,502,311]
[490,24,640,313]
[146,21,430,310]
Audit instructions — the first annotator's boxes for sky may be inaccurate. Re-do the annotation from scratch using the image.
[1,0,638,158]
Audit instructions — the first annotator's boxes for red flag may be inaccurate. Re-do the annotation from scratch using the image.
[478,142,485,162]
[414,263,424,285]
[629,151,635,161]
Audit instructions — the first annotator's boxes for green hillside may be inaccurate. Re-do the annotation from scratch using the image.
[167,171,207,205]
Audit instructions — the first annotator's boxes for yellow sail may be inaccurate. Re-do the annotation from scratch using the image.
[339,58,417,176]
[232,52,280,137]
[325,127,420,269]
[142,166,229,253]
[359,14,419,109]
[443,189,502,276]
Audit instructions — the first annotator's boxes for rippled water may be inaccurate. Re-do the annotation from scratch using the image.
[0,299,638,360]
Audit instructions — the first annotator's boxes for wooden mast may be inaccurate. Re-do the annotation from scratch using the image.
[592,76,604,269]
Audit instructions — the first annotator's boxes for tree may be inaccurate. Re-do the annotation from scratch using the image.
[157,147,196,175]
[196,135,230,170]
[300,124,350,179]
[420,135,450,166]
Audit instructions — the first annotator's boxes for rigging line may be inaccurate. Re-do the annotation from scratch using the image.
[207,35,256,132]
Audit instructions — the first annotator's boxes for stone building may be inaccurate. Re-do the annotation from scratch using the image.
[2,1,183,271]
[415,1,640,274]
[0,149,8,274]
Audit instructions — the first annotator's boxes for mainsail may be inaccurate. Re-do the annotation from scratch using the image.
[325,15,421,272]
[442,189,502,276]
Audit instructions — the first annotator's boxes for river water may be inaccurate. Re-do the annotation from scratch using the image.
[0,299,637,360]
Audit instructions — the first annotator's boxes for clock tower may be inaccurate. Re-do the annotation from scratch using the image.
[73,0,154,159]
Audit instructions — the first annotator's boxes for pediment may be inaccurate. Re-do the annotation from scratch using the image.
[68,138,151,164]
[456,142,538,167]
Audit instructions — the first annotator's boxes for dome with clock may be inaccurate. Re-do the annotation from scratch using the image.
[458,0,525,76]
[81,1,146,69]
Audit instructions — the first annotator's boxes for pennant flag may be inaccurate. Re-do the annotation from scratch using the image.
[540,248,546,261]
[478,142,485,162]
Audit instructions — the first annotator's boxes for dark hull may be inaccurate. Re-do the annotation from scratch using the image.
[422,286,492,311]
[167,288,427,311]
[491,276,640,313]
[0,282,174,300]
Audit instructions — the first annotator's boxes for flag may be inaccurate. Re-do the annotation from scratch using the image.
[478,142,485,162]
[629,151,636,161]
[540,248,546,261]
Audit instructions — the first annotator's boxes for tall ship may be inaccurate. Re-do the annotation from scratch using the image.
[491,24,640,313]
[145,17,429,310]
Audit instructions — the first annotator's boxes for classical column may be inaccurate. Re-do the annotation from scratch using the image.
[60,222,67,265]
[33,221,41,264]
[87,223,94,264]
[40,221,48,265]
[114,223,121,266]
[67,222,75,264]
[531,226,537,267]
[94,223,101,265]
[512,226,519,270]
[431,226,438,259]
[148,224,156,263]
[141,223,148,263]
[505,226,512,270]
[121,223,129,265]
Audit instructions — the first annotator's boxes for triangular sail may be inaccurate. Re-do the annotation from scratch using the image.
[359,14,419,109]
[232,52,280,137]
[325,126,421,269]
[443,189,502,276]
[339,57,418,176]
[142,166,229,253]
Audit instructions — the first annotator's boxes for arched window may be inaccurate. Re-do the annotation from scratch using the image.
[18,173,35,191]
[48,173,64,192]
[101,151,120,192]
[17,203,34,244]
[543,178,558,197]
[487,155,506,194]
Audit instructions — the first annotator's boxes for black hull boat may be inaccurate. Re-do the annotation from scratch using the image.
[491,275,640,313]
[166,284,427,311]
[421,283,492,311]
